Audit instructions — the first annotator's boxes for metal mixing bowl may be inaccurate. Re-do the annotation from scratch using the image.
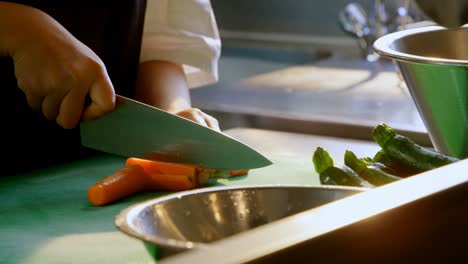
[114,184,363,259]
[374,25,468,158]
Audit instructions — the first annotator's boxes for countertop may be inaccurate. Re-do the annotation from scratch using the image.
[0,128,380,264]
[192,55,430,145]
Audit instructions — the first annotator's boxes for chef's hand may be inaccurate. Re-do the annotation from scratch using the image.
[1,2,115,129]
[175,108,220,131]
[135,61,221,131]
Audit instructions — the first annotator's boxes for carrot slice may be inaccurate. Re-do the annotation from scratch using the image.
[88,158,253,206]
[229,170,250,177]
[87,164,148,206]
[146,173,196,191]
[126,157,196,176]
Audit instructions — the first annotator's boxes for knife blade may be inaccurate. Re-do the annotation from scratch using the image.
[80,95,272,170]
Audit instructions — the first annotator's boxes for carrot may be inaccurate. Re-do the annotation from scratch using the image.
[146,173,196,191]
[229,170,250,177]
[87,164,148,206]
[88,158,253,206]
[127,157,250,178]
[126,157,196,176]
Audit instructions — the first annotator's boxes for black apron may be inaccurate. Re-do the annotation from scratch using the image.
[0,0,147,175]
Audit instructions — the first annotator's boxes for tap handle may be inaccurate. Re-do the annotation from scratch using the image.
[338,2,372,38]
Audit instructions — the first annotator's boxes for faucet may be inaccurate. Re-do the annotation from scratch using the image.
[339,0,426,62]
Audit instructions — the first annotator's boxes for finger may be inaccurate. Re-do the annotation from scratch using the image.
[42,94,63,121]
[82,73,115,121]
[202,113,220,131]
[177,109,208,127]
[24,92,44,112]
[56,87,86,129]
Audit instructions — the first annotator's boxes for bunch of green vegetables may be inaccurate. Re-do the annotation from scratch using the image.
[313,123,460,188]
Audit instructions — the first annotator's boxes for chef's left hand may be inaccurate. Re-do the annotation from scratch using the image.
[174,108,220,131]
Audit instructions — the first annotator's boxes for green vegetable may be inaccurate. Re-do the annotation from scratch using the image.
[372,150,418,177]
[313,147,373,187]
[372,123,459,172]
[344,150,401,186]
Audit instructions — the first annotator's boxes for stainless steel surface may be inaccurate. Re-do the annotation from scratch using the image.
[374,26,468,158]
[206,110,431,147]
[80,95,272,170]
[218,42,329,83]
[115,185,363,258]
[374,25,468,65]
[223,127,382,162]
[193,57,430,146]
[415,0,468,28]
[160,159,468,264]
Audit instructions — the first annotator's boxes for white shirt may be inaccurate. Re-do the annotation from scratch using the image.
[140,0,221,88]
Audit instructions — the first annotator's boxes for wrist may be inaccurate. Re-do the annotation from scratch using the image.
[0,2,49,56]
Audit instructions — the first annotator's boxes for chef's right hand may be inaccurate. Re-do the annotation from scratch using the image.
[2,2,116,129]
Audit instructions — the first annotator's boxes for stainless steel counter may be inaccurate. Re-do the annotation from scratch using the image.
[192,49,431,146]
[224,127,381,163]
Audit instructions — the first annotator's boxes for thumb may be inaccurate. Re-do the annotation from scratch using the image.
[82,73,116,121]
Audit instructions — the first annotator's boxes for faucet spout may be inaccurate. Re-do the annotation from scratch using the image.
[339,0,422,62]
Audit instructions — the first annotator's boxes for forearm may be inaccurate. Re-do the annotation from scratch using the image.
[134,60,191,113]
[0,2,23,55]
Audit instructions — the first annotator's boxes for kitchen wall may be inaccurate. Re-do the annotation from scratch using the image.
[210,0,427,58]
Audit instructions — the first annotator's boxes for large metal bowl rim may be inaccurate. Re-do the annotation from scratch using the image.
[374,25,468,66]
[114,184,365,251]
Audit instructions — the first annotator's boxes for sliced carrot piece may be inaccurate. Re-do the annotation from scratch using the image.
[230,170,250,177]
[87,164,148,206]
[126,157,196,176]
[146,173,196,191]
[88,158,253,206]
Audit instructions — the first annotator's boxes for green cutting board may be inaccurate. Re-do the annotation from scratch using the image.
[0,152,319,264]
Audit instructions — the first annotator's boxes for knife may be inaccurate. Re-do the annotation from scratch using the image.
[80,95,272,170]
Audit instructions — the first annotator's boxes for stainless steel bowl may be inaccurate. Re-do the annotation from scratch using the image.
[374,25,468,158]
[115,184,363,259]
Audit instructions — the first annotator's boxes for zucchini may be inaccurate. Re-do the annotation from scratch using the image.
[313,147,373,187]
[344,150,401,186]
[373,150,418,177]
[372,123,459,172]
